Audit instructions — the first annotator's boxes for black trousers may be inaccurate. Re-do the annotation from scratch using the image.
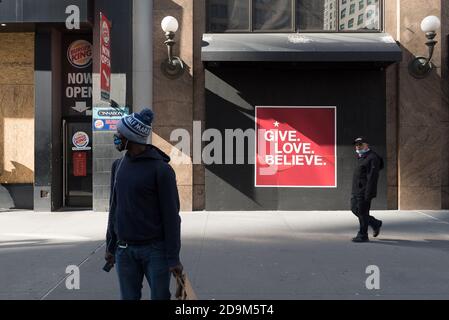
[351,195,381,236]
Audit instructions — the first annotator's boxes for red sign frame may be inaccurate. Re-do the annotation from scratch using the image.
[255,106,337,188]
[73,151,87,177]
[100,12,112,102]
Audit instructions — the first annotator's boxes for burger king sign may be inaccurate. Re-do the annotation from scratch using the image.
[67,40,92,69]
[72,131,91,151]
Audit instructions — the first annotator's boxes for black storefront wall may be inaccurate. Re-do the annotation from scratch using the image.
[34,30,94,211]
[62,34,93,208]
[62,34,93,117]
[31,0,133,211]
[0,0,132,211]
[0,0,93,210]
[205,63,388,211]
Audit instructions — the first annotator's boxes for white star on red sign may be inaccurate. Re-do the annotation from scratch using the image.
[274,121,280,127]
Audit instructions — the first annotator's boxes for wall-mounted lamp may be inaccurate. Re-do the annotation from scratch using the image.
[161,16,184,79]
[408,15,441,79]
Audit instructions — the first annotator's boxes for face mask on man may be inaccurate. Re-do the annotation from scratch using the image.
[114,133,129,152]
[356,148,370,155]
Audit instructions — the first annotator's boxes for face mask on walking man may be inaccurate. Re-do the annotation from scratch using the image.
[105,108,183,300]
[350,137,384,243]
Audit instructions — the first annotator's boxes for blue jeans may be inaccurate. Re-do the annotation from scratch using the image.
[115,241,171,300]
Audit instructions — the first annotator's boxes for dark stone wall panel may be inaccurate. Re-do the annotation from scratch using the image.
[205,63,388,211]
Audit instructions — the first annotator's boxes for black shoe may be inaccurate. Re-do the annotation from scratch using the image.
[352,235,369,243]
[373,221,383,238]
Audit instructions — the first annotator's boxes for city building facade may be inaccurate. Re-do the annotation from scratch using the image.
[0,0,448,212]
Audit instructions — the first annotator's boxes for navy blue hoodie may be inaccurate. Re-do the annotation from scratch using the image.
[106,145,181,268]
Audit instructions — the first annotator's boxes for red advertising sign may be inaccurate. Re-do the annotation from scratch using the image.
[255,106,337,188]
[73,152,87,177]
[100,12,112,102]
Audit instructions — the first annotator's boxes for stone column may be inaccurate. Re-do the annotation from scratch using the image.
[396,0,448,209]
[34,29,63,211]
[384,0,400,209]
[133,0,153,115]
[193,0,206,210]
[153,0,194,211]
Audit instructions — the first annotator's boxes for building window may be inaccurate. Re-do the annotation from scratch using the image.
[298,0,337,31]
[357,13,363,25]
[207,0,382,32]
[348,18,354,28]
[349,4,355,14]
[359,0,364,10]
[340,0,381,30]
[253,0,293,31]
[207,0,250,31]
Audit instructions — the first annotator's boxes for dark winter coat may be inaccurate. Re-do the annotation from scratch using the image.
[106,145,181,268]
[351,149,384,201]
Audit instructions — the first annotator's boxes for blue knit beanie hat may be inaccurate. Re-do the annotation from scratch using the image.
[117,108,154,144]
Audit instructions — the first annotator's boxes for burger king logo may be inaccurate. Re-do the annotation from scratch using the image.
[94,120,105,130]
[72,131,90,149]
[67,40,92,69]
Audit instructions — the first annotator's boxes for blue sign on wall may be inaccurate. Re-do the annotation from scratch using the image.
[93,106,129,131]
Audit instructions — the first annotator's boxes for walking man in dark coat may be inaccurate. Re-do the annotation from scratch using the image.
[105,108,182,300]
[351,137,384,243]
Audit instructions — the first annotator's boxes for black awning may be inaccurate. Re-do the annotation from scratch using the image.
[201,33,402,63]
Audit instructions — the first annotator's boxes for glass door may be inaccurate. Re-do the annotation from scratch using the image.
[63,120,93,208]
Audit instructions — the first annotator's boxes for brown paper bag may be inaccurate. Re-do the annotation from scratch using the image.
[175,273,198,300]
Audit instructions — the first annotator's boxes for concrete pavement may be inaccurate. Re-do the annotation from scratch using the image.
[0,210,449,300]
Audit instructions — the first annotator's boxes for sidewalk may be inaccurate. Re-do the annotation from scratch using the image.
[1,210,449,300]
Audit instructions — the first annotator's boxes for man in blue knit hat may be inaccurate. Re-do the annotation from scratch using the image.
[105,108,183,300]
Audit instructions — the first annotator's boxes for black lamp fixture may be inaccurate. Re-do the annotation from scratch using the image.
[408,15,441,79]
[161,16,185,79]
